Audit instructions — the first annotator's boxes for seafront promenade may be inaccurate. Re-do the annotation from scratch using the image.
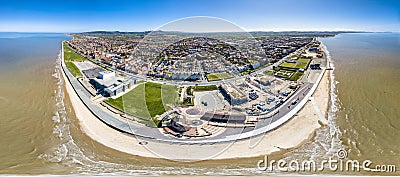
[61,41,327,144]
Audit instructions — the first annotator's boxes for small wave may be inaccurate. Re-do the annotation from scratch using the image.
[325,42,345,151]
[52,111,60,123]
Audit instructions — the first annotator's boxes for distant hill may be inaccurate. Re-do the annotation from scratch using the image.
[72,30,367,37]
[75,31,152,36]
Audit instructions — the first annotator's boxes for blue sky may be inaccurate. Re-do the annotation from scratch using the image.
[0,0,399,32]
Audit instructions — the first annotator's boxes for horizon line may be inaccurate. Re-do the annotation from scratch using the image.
[0,30,396,34]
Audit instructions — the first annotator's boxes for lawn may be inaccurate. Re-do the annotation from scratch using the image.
[145,82,177,117]
[63,42,86,77]
[290,71,304,81]
[296,58,311,69]
[206,72,234,81]
[264,70,274,76]
[295,63,308,69]
[193,85,218,91]
[280,58,310,69]
[273,66,281,71]
[65,62,82,77]
[280,62,297,68]
[105,82,178,126]
[298,58,310,63]
[63,42,86,62]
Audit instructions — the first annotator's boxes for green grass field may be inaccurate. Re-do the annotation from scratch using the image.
[296,58,311,69]
[280,58,310,69]
[280,62,297,68]
[295,63,308,69]
[63,42,86,62]
[105,82,178,126]
[193,85,218,91]
[63,42,86,77]
[264,70,274,76]
[298,58,310,63]
[65,62,83,77]
[289,71,304,81]
[145,82,177,117]
[206,72,234,81]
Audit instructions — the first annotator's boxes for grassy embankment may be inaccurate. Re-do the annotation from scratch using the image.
[63,42,86,77]
[206,72,234,81]
[106,82,178,126]
[193,85,218,91]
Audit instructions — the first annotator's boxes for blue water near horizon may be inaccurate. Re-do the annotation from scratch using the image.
[0,33,70,71]
[0,32,68,39]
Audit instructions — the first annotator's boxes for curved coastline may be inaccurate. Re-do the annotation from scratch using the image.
[60,41,331,160]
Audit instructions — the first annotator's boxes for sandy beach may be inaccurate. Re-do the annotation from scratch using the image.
[61,51,330,161]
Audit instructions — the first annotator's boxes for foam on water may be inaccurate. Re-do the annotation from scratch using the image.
[318,43,345,156]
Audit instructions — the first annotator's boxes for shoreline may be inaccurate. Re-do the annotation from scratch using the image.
[61,43,331,160]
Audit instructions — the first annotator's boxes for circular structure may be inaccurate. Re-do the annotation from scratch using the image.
[188,119,203,127]
[185,108,201,115]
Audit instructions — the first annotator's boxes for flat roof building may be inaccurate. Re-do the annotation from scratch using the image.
[90,71,134,97]
[219,83,248,105]
[256,75,276,86]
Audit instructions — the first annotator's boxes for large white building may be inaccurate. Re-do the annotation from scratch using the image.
[90,71,135,97]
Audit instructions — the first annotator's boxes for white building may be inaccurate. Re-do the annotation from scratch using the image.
[90,71,135,97]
